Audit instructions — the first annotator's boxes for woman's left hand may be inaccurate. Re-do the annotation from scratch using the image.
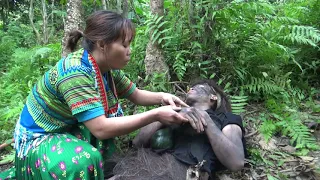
[161,93,189,107]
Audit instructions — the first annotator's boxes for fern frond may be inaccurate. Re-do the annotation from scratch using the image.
[259,119,277,142]
[279,25,320,47]
[230,95,248,115]
[145,14,171,46]
[173,51,190,81]
[242,77,284,95]
[270,16,300,24]
[275,114,319,150]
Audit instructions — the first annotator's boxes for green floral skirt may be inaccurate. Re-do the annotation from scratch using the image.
[0,125,115,180]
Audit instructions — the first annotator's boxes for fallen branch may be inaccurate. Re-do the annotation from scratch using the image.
[173,83,187,95]
[0,159,13,166]
[0,138,14,151]
[245,130,258,138]
[243,110,260,117]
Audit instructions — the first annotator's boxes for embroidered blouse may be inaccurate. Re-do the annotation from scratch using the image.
[14,49,136,157]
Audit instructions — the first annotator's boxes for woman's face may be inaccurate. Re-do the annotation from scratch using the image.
[105,35,131,69]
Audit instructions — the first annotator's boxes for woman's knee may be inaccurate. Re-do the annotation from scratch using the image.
[40,134,103,178]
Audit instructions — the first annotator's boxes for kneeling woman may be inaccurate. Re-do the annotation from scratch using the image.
[0,11,191,180]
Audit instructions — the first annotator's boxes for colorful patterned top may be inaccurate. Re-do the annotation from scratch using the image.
[14,48,136,157]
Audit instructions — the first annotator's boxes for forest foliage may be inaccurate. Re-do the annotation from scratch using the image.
[0,0,319,168]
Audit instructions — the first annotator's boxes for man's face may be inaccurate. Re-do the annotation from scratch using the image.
[185,83,214,105]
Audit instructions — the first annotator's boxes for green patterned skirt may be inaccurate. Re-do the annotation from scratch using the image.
[0,125,115,180]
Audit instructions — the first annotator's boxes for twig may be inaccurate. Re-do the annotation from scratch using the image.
[0,138,14,151]
[257,165,314,179]
[173,83,187,95]
[168,81,189,84]
[0,160,13,166]
[284,159,300,163]
[243,110,260,117]
[245,130,258,138]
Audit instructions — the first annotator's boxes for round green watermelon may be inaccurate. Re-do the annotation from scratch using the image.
[151,128,173,150]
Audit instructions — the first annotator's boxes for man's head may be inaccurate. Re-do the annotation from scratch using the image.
[185,79,232,113]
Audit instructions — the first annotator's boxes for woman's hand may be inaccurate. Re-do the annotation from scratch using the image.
[153,106,189,126]
[161,93,189,107]
[178,107,209,133]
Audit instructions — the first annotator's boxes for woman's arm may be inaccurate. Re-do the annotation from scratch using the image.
[83,106,187,140]
[128,89,188,107]
[127,89,163,106]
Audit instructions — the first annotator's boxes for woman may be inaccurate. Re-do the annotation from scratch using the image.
[0,10,190,180]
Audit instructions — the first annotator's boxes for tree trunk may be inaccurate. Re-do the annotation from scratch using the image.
[144,0,169,78]
[116,0,122,14]
[102,0,107,10]
[29,0,41,44]
[122,0,128,17]
[4,0,9,31]
[41,0,49,44]
[61,0,82,57]
[1,4,6,31]
[188,0,196,36]
[51,0,54,24]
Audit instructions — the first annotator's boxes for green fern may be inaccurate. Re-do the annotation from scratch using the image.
[230,95,248,115]
[145,15,172,46]
[172,50,189,81]
[259,119,277,142]
[242,77,284,95]
[274,113,319,150]
[279,25,320,47]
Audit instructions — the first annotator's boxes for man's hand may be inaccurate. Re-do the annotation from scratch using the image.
[161,93,189,107]
[177,107,209,133]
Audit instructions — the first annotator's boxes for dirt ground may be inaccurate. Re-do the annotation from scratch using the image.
[1,103,319,180]
[216,103,320,180]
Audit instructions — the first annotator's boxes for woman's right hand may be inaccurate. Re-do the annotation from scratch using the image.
[153,106,189,125]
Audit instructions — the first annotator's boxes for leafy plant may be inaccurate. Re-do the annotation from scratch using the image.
[260,118,277,142]
[230,95,248,115]
[259,99,319,153]
[0,150,15,165]
[145,15,172,46]
[275,113,318,151]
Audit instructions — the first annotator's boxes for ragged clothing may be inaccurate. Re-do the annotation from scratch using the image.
[152,109,247,176]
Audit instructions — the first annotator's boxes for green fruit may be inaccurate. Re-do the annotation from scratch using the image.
[151,128,173,150]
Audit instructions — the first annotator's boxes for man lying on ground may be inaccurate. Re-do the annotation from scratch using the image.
[110,79,247,180]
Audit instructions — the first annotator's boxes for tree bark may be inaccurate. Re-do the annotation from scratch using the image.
[41,0,49,44]
[4,0,9,31]
[61,0,82,57]
[122,0,128,17]
[116,0,122,14]
[102,0,107,10]
[51,0,54,24]
[29,0,41,44]
[1,4,6,31]
[144,0,169,78]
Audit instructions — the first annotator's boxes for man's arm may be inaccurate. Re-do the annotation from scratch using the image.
[132,121,164,147]
[205,120,244,171]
